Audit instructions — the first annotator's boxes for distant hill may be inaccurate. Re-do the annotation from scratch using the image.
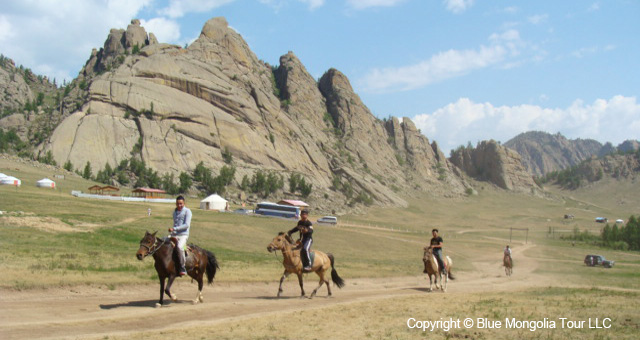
[536,149,640,189]
[504,131,639,176]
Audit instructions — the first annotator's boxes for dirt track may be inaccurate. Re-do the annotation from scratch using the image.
[0,244,547,340]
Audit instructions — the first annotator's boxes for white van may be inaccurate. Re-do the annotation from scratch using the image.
[317,216,338,225]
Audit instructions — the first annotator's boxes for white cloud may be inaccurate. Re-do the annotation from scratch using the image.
[346,0,406,10]
[0,15,14,42]
[159,0,236,18]
[527,14,548,25]
[412,96,640,153]
[0,0,152,82]
[299,0,325,10]
[588,2,600,12]
[360,29,523,93]
[502,6,518,14]
[140,17,181,43]
[443,0,475,14]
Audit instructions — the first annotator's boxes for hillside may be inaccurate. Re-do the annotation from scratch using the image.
[504,131,639,176]
[537,149,640,190]
[19,17,476,209]
[0,55,88,151]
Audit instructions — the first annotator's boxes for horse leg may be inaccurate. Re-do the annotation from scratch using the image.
[324,270,332,297]
[442,271,448,292]
[297,273,306,298]
[277,271,290,298]
[193,275,204,304]
[309,271,325,299]
[165,275,178,302]
[157,276,166,307]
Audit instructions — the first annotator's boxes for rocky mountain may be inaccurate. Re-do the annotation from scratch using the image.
[29,17,472,208]
[449,140,540,194]
[538,150,640,189]
[0,53,89,151]
[505,131,640,177]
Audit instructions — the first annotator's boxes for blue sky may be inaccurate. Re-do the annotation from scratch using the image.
[1,0,639,153]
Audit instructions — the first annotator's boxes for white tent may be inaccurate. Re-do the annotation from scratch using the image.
[36,178,56,189]
[0,176,21,186]
[0,173,7,179]
[200,194,228,211]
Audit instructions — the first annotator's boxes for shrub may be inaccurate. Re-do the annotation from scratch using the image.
[63,160,73,172]
[82,161,92,179]
[222,147,233,164]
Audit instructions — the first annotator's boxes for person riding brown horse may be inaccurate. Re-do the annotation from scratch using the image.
[504,245,513,276]
[136,231,218,306]
[267,232,344,298]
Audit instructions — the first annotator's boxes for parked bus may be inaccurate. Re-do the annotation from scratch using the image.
[255,202,300,219]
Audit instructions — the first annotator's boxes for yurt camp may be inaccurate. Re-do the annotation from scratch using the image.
[199,194,228,211]
[36,178,56,189]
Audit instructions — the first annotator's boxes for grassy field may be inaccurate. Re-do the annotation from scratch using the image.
[110,287,640,340]
[1,157,639,339]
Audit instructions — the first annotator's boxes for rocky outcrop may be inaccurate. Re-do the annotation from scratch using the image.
[504,131,604,176]
[81,19,157,77]
[450,140,539,193]
[39,17,471,207]
[618,140,640,154]
[0,57,33,111]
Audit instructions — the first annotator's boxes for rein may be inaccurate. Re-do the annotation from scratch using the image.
[140,237,165,257]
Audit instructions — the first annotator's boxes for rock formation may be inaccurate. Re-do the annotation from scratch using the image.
[40,17,470,207]
[449,140,539,194]
[504,131,604,177]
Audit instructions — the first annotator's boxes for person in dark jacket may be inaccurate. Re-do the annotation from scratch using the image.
[288,209,313,272]
[430,228,446,274]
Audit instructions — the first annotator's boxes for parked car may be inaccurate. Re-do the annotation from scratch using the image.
[233,208,253,215]
[595,217,608,223]
[317,216,338,225]
[584,254,615,268]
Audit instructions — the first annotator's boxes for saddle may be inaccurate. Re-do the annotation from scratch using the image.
[169,237,196,260]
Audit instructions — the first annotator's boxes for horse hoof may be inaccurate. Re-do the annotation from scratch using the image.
[198,296,204,303]
[170,295,178,302]
[192,300,198,305]
[155,303,162,308]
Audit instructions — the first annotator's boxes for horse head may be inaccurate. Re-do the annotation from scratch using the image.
[136,230,158,260]
[267,232,289,253]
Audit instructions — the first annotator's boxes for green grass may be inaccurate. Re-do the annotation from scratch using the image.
[1,157,639,290]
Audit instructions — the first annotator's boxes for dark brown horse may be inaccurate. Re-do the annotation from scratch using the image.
[267,232,345,298]
[136,231,219,307]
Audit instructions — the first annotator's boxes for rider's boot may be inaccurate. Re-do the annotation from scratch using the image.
[177,248,187,276]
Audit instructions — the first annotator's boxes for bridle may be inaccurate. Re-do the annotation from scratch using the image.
[139,237,163,258]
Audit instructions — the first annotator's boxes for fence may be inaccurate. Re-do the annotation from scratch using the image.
[71,191,175,203]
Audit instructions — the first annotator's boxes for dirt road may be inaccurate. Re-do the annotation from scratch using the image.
[0,243,548,340]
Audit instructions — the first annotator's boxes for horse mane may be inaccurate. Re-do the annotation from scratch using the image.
[278,232,285,236]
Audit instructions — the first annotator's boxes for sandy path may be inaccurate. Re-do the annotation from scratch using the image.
[0,242,549,340]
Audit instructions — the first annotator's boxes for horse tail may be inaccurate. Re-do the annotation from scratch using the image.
[327,253,345,288]
[446,256,455,280]
[205,249,219,285]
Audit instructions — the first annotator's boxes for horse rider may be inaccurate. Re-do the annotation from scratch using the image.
[168,195,192,276]
[288,209,313,272]
[504,245,512,263]
[429,228,447,274]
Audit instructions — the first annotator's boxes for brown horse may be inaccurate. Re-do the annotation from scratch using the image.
[504,254,512,276]
[267,232,345,298]
[423,246,454,292]
[136,231,219,307]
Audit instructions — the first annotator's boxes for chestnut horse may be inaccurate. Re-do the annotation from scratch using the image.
[504,254,512,276]
[267,232,345,298]
[136,231,219,306]
[423,246,454,292]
